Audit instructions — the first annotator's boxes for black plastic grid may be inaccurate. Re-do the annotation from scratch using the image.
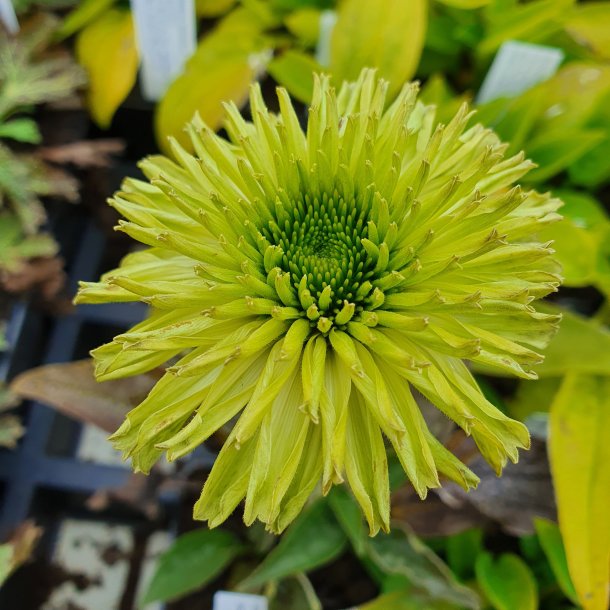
[0,221,216,537]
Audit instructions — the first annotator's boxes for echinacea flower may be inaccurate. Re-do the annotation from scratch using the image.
[76,69,562,534]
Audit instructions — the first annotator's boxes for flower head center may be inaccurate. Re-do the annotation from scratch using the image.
[260,190,376,331]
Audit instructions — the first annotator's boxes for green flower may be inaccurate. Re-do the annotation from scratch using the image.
[76,70,562,534]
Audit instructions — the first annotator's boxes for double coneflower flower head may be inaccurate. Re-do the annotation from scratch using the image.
[77,70,561,534]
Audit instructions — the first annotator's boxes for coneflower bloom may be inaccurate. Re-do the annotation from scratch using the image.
[76,70,561,534]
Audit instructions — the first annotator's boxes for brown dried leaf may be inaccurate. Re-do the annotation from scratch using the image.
[391,486,487,538]
[438,438,555,536]
[87,473,164,520]
[10,359,160,433]
[0,255,66,299]
[39,139,124,169]
[0,520,43,586]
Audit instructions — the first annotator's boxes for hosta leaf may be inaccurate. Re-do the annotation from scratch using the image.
[564,3,610,60]
[196,0,237,17]
[475,553,537,610]
[553,189,609,229]
[568,136,610,188]
[480,0,574,56]
[436,0,490,7]
[284,7,321,47]
[446,529,483,582]
[142,528,243,603]
[549,374,610,610]
[506,377,560,421]
[330,0,427,98]
[269,574,322,610]
[268,50,321,104]
[76,8,138,128]
[523,128,605,183]
[356,590,463,609]
[534,518,578,604]
[535,304,610,377]
[328,486,367,557]
[476,86,546,155]
[537,218,600,287]
[155,8,267,154]
[238,500,347,591]
[367,526,480,609]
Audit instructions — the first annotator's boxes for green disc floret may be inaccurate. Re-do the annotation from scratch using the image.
[260,190,378,332]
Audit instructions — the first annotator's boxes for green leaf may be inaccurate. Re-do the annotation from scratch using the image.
[0,119,41,144]
[475,86,546,155]
[196,0,237,17]
[524,129,606,183]
[269,574,322,610]
[284,7,321,47]
[536,63,610,134]
[446,529,483,581]
[475,553,538,610]
[238,500,347,591]
[549,374,610,610]
[535,304,610,377]
[0,545,13,587]
[533,518,578,604]
[366,526,480,609]
[56,0,118,40]
[327,486,367,557]
[155,8,267,154]
[142,528,243,604]
[568,136,610,188]
[506,377,560,421]
[537,218,600,287]
[479,0,574,56]
[553,189,608,230]
[267,50,321,104]
[357,589,464,609]
[330,0,427,98]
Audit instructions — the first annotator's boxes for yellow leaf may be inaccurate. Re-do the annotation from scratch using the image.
[564,3,610,59]
[330,0,427,99]
[436,0,490,7]
[155,9,267,154]
[76,9,138,129]
[549,374,610,610]
[196,0,237,17]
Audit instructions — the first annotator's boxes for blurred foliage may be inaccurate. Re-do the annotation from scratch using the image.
[0,382,24,449]
[140,485,584,610]
[0,13,83,275]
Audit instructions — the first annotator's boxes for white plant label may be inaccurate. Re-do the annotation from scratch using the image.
[130,0,196,101]
[0,0,19,34]
[477,41,564,104]
[315,10,337,68]
[213,591,268,610]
